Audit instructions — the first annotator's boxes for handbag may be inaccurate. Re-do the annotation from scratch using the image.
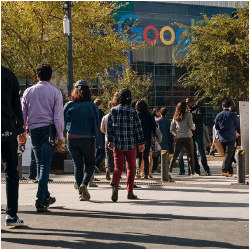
[213,140,225,156]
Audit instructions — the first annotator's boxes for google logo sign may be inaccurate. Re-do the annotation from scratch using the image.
[118,14,191,54]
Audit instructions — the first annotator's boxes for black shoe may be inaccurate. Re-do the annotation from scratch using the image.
[206,171,211,176]
[134,184,140,188]
[48,178,53,182]
[143,175,149,179]
[179,172,185,175]
[195,172,201,175]
[44,196,56,207]
[36,203,48,213]
[5,215,24,227]
[111,184,119,202]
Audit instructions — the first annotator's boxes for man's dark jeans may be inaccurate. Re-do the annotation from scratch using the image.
[31,126,55,205]
[95,147,105,168]
[28,149,37,179]
[193,133,210,174]
[221,141,235,174]
[67,138,95,187]
[1,137,19,217]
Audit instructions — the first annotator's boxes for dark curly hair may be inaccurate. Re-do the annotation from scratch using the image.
[173,101,187,121]
[112,88,131,106]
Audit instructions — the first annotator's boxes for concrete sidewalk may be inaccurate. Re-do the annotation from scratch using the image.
[1,162,249,249]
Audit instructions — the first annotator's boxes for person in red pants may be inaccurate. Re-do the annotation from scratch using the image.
[107,89,145,202]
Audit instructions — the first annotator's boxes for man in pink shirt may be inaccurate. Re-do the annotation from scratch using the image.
[22,63,64,212]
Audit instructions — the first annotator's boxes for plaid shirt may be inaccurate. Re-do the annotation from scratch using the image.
[107,104,145,150]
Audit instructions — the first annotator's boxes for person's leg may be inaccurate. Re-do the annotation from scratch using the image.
[2,138,19,217]
[193,134,201,174]
[178,149,185,174]
[111,148,125,186]
[82,138,96,186]
[169,138,183,173]
[28,149,37,180]
[31,127,55,209]
[124,147,137,193]
[196,133,210,173]
[185,138,195,175]
[221,141,235,174]
[67,139,84,189]
[95,147,105,169]
[149,151,153,177]
[143,141,151,177]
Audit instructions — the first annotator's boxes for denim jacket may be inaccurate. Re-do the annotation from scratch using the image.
[64,101,101,147]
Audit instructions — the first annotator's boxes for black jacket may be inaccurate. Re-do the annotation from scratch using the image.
[189,104,204,135]
[1,66,24,139]
[137,111,156,142]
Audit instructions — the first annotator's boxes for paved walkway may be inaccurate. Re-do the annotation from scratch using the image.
[1,163,249,249]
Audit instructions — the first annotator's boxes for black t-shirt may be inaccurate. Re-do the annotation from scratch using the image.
[138,111,156,142]
[190,104,204,135]
[1,66,24,139]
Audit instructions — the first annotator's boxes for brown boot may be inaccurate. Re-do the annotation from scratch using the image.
[106,169,111,181]
[127,191,138,200]
[111,184,119,202]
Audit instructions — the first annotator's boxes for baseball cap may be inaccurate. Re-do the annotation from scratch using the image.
[74,80,89,89]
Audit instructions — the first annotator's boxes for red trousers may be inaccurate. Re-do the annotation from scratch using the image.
[111,147,136,191]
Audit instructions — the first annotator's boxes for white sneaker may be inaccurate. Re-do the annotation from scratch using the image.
[5,215,24,227]
[191,173,200,178]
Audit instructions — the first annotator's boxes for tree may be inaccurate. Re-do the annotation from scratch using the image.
[174,4,249,104]
[98,65,152,112]
[1,1,140,92]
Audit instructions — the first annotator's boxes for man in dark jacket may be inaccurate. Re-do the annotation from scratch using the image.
[186,98,211,175]
[1,66,26,226]
[215,100,240,177]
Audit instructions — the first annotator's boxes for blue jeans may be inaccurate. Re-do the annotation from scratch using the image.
[193,133,210,173]
[31,126,55,204]
[67,138,95,189]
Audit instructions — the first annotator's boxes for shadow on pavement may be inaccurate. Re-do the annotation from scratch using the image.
[16,206,248,222]
[1,227,248,249]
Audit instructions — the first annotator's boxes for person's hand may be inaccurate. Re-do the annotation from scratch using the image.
[236,133,241,137]
[108,142,113,150]
[18,133,26,152]
[138,144,145,152]
[56,139,64,151]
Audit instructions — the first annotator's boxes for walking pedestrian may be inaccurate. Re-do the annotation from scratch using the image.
[2,65,26,226]
[64,80,100,201]
[135,100,156,179]
[22,63,64,212]
[215,100,240,177]
[186,98,211,176]
[108,89,145,202]
[100,101,115,180]
[169,101,198,178]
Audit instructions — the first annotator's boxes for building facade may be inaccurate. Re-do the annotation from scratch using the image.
[114,1,238,125]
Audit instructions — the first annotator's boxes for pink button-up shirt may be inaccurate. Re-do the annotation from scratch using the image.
[22,81,64,140]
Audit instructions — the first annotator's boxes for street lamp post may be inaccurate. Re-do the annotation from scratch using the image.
[63,1,73,96]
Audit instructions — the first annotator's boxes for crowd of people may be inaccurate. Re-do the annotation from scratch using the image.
[1,63,240,226]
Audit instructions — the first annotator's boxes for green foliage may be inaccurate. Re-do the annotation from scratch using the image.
[174,5,249,104]
[1,1,143,93]
[98,65,152,113]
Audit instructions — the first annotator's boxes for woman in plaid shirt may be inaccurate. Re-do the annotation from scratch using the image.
[107,89,145,202]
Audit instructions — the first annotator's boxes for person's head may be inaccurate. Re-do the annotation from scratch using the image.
[222,100,232,110]
[152,107,161,117]
[94,98,103,109]
[160,107,168,117]
[131,100,137,110]
[135,100,148,113]
[70,80,91,102]
[113,88,132,106]
[36,63,52,81]
[186,97,195,109]
[173,101,187,121]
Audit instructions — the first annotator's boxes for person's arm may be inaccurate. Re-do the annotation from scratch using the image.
[92,104,101,148]
[150,114,157,136]
[21,90,28,134]
[170,119,177,137]
[187,113,195,130]
[53,90,64,140]
[107,111,113,143]
[12,74,25,135]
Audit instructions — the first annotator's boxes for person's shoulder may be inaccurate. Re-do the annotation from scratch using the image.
[186,112,192,118]
[64,101,73,108]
